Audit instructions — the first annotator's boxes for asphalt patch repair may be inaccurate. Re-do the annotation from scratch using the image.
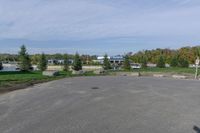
[91,86,100,89]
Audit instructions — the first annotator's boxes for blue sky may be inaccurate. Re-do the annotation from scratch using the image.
[0,0,200,55]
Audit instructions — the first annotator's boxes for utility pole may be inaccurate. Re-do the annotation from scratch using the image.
[195,57,199,79]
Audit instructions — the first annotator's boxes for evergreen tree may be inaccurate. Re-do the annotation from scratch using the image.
[0,61,3,70]
[123,55,131,70]
[170,56,178,67]
[38,53,47,71]
[178,58,189,68]
[157,55,165,68]
[103,54,111,70]
[73,53,82,71]
[63,54,69,71]
[18,45,31,71]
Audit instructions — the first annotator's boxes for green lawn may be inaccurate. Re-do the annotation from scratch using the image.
[108,67,197,75]
[0,70,99,93]
[132,67,196,74]
[0,67,198,93]
[0,71,72,90]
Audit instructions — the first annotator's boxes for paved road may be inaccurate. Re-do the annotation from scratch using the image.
[1,76,200,133]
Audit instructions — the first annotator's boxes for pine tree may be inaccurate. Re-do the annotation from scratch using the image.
[63,54,69,71]
[0,61,3,70]
[103,54,111,70]
[73,53,82,71]
[123,55,131,71]
[157,55,165,68]
[18,45,31,71]
[38,53,47,71]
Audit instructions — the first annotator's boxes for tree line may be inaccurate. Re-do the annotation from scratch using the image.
[0,51,97,65]
[1,45,200,71]
[0,45,130,71]
[25,45,83,72]
[0,45,83,72]
[130,46,200,68]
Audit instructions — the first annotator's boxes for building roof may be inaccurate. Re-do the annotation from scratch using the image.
[110,55,124,61]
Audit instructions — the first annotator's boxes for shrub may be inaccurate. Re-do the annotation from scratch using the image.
[170,56,178,67]
[178,58,189,68]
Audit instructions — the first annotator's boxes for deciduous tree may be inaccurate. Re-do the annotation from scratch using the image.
[123,55,131,71]
[141,56,147,68]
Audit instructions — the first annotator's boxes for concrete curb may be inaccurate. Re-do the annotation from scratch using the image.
[115,72,140,77]
[153,74,165,78]
[172,75,187,79]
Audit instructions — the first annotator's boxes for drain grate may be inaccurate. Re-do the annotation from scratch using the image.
[91,87,99,90]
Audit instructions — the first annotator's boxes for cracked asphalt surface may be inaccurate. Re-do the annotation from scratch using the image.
[1,76,200,133]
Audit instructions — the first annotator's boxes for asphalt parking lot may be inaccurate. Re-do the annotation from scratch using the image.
[0,76,200,133]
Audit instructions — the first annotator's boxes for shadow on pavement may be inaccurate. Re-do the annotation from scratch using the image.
[193,126,200,133]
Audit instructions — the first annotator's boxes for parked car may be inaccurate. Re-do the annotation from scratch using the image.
[131,63,141,69]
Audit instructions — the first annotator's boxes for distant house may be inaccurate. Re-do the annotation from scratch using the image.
[110,55,124,64]
[57,60,65,64]
[48,59,73,65]
[97,56,110,64]
[96,55,124,65]
[48,59,57,65]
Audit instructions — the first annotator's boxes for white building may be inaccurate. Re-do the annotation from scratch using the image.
[97,56,110,64]
[97,55,124,65]
[48,59,73,65]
